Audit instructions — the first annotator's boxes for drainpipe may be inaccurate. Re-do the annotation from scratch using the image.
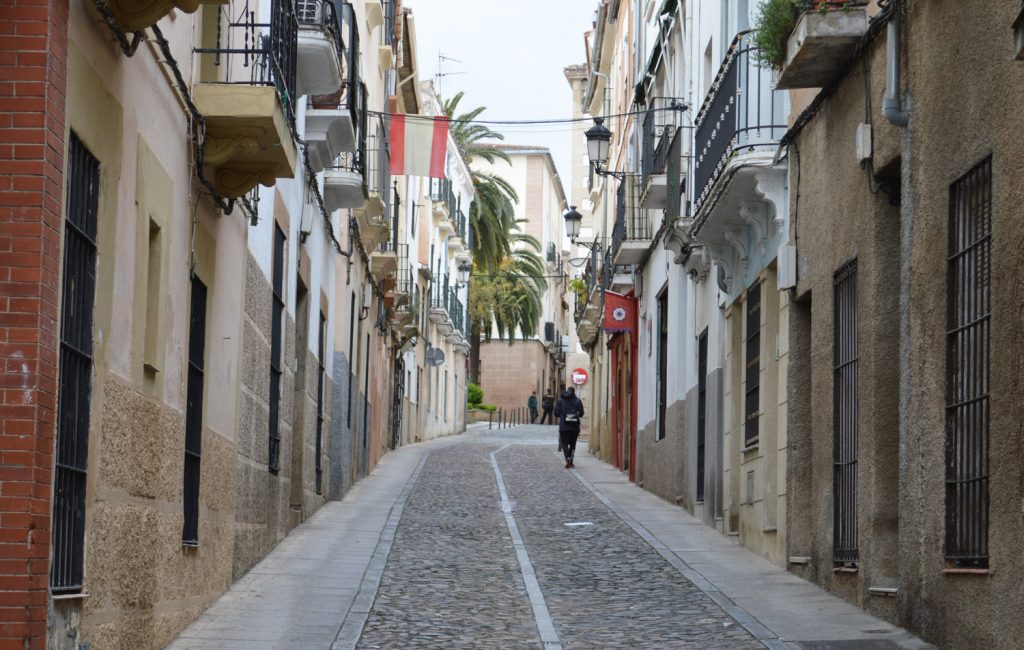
[883,0,910,127]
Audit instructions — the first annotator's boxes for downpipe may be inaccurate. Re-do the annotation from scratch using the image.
[883,0,910,127]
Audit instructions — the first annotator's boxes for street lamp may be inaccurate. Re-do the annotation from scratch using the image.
[563,205,604,253]
[456,260,472,288]
[585,117,629,180]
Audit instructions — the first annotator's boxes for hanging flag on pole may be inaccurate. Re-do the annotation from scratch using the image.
[389,114,449,178]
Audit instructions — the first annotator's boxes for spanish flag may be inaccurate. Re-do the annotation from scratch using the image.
[389,113,450,179]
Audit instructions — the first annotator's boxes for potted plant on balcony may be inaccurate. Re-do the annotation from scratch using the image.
[752,0,862,71]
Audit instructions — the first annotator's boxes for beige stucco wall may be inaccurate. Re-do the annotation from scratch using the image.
[895,1,1024,646]
[722,270,787,567]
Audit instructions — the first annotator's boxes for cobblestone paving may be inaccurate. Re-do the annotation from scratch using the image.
[357,432,762,648]
[499,444,761,649]
[357,442,541,649]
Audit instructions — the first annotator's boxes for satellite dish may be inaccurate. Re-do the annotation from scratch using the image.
[426,347,445,367]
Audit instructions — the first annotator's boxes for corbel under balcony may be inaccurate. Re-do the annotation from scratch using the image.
[436,319,455,337]
[105,0,225,32]
[194,84,297,199]
[664,217,694,266]
[775,6,869,89]
[438,217,455,237]
[454,250,472,267]
[369,250,397,281]
[431,197,450,221]
[445,330,463,345]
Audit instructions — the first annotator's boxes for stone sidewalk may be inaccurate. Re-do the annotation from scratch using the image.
[168,424,930,649]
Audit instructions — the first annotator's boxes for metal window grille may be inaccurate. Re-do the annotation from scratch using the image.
[697,328,708,502]
[657,292,669,441]
[315,312,326,494]
[269,225,285,473]
[183,277,207,544]
[945,156,992,568]
[51,134,99,593]
[363,333,370,446]
[833,260,859,565]
[744,283,761,447]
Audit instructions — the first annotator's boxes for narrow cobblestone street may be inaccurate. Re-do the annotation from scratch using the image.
[169,425,929,649]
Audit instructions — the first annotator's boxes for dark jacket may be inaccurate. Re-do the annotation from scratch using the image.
[541,395,555,410]
[554,390,584,433]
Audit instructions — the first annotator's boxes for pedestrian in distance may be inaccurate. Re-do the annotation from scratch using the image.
[540,392,555,426]
[554,386,584,468]
[528,391,538,423]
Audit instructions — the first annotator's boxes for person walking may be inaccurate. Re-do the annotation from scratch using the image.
[540,392,555,425]
[554,387,584,468]
[528,391,539,423]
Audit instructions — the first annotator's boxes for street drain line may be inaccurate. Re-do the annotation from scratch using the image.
[569,466,789,650]
[331,451,432,650]
[490,444,563,650]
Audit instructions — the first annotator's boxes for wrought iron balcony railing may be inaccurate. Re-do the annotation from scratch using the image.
[640,97,686,184]
[194,0,299,130]
[610,176,651,258]
[366,117,391,201]
[430,177,457,217]
[693,31,786,213]
[306,2,363,128]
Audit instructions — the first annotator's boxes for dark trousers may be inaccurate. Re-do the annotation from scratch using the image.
[540,407,553,424]
[530,407,538,423]
[559,431,579,461]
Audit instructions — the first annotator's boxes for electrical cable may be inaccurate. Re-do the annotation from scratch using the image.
[365,104,689,126]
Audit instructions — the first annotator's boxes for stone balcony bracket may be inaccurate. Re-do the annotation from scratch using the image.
[194,84,297,199]
[664,218,695,266]
[107,0,226,32]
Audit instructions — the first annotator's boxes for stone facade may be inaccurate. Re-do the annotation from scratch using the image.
[479,340,553,413]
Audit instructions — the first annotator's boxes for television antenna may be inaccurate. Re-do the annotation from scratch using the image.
[436,52,465,95]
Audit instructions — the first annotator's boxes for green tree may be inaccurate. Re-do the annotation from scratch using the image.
[443,93,550,383]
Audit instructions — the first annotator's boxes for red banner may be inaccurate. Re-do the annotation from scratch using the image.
[603,291,636,333]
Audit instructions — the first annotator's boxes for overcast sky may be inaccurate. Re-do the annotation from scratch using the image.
[407,0,597,191]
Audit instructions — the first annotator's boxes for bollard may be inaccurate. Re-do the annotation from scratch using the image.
[489,410,493,430]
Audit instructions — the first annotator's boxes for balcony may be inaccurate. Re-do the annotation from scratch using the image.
[611,177,651,266]
[106,0,225,31]
[370,209,401,282]
[360,118,391,219]
[430,177,456,221]
[692,31,787,295]
[429,273,453,329]
[446,288,465,345]
[390,255,413,307]
[192,3,299,198]
[324,151,365,211]
[295,0,346,97]
[639,97,686,210]
[304,4,364,172]
[776,1,870,90]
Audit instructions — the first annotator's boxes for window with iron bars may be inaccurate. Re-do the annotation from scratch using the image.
[744,283,761,448]
[183,276,207,545]
[269,225,286,473]
[833,260,858,565]
[51,134,99,593]
[945,156,991,568]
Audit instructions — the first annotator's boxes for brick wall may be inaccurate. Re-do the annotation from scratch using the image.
[478,340,553,413]
[0,0,69,645]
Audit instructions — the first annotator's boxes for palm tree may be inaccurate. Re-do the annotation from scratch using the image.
[442,93,550,383]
